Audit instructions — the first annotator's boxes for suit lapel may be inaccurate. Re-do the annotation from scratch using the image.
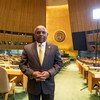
[42,42,51,66]
[31,42,40,65]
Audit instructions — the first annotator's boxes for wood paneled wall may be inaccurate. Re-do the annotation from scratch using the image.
[68,0,100,32]
[0,0,46,33]
[0,0,46,49]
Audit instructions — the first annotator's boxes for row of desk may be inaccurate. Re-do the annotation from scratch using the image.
[76,59,100,93]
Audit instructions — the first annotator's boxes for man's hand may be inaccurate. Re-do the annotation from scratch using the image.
[32,71,50,82]
[36,71,50,82]
[41,71,50,79]
[32,71,42,79]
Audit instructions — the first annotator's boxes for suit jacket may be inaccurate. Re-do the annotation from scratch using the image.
[19,42,63,95]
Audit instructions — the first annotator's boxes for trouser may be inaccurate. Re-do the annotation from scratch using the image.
[28,93,54,100]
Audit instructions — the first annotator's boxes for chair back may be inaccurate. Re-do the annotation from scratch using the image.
[0,67,10,93]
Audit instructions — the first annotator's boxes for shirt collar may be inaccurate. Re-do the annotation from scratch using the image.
[36,42,46,47]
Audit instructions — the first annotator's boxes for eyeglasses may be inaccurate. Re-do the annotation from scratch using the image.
[36,31,47,35]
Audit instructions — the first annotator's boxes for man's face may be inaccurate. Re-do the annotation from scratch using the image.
[34,27,48,43]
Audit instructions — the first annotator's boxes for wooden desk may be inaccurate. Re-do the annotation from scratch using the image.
[6,68,22,75]
[76,59,100,93]
[5,68,27,91]
[76,60,89,79]
[88,70,100,92]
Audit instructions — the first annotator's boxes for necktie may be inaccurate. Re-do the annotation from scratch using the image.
[39,44,44,65]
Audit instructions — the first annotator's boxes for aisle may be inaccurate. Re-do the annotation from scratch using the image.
[54,62,100,100]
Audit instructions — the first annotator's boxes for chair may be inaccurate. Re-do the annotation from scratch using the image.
[94,81,100,96]
[96,81,100,96]
[0,67,17,100]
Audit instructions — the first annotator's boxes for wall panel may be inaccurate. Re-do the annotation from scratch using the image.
[0,0,46,49]
[46,5,75,56]
[68,0,100,32]
[0,0,46,33]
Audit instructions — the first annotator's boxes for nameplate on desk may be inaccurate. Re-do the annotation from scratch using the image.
[89,66,100,70]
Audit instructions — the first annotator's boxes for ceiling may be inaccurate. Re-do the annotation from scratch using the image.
[46,0,68,6]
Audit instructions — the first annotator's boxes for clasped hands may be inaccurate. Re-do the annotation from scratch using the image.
[32,71,50,82]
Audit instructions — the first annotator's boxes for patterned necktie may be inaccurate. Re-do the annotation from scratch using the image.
[39,44,44,65]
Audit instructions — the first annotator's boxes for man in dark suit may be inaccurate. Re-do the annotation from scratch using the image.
[19,25,63,100]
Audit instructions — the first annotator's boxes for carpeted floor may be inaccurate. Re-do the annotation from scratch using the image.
[0,62,100,100]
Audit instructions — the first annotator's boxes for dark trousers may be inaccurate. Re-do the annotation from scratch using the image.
[28,93,54,100]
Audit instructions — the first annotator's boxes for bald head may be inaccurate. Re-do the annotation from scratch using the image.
[33,25,48,43]
[34,25,48,33]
